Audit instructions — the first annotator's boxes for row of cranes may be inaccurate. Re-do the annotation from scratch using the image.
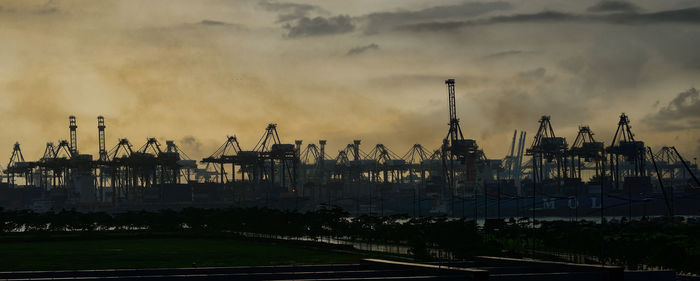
[294,141,442,186]
[1,79,698,209]
[434,79,697,203]
[524,113,699,198]
[520,113,700,219]
[201,131,448,189]
[200,123,298,191]
[2,116,199,204]
[2,114,451,200]
[0,120,297,205]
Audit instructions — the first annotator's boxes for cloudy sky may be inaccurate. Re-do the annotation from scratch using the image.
[1,0,699,165]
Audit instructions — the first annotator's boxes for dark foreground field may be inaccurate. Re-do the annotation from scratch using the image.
[1,208,699,275]
[0,236,366,271]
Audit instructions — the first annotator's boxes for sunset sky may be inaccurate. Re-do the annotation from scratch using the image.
[1,0,699,165]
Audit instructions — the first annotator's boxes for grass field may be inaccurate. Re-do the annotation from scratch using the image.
[0,236,367,271]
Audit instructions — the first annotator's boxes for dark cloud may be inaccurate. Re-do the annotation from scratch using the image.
[397,11,577,32]
[481,50,522,60]
[614,7,700,23]
[200,20,226,25]
[36,0,58,14]
[397,21,467,32]
[196,20,247,31]
[364,1,512,33]
[475,50,539,64]
[284,15,355,38]
[397,8,700,32]
[259,0,325,23]
[0,0,59,14]
[587,1,641,13]
[260,0,348,38]
[645,88,700,131]
[489,11,579,23]
[179,136,204,159]
[198,19,246,29]
[347,43,379,56]
[518,67,546,79]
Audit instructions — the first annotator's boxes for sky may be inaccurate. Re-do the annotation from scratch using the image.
[1,0,699,166]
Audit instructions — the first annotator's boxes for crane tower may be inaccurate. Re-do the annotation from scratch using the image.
[98,116,108,161]
[441,79,482,216]
[69,116,78,155]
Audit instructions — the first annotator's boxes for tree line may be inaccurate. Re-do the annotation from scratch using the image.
[0,207,698,274]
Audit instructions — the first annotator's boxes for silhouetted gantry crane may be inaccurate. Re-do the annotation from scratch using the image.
[95,116,110,197]
[337,140,369,183]
[98,133,195,203]
[300,143,320,165]
[569,126,604,181]
[441,79,484,197]
[254,124,298,192]
[4,142,34,187]
[366,144,404,183]
[650,146,699,188]
[97,116,108,162]
[107,138,134,202]
[37,139,72,189]
[200,124,299,194]
[202,135,244,184]
[526,116,568,190]
[333,149,350,182]
[606,113,647,191]
[402,144,433,185]
[300,141,334,185]
[654,147,682,180]
[69,116,78,155]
